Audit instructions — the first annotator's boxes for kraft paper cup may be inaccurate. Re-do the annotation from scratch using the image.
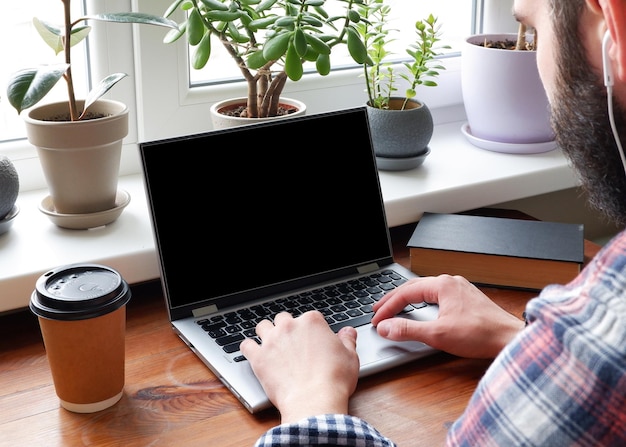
[30,264,131,413]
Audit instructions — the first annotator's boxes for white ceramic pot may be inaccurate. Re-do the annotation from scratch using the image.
[24,99,128,216]
[462,33,554,145]
[210,97,306,129]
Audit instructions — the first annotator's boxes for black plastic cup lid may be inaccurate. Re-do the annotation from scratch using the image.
[30,263,131,321]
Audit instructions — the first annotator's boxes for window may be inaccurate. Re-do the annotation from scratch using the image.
[134,0,487,142]
[2,0,514,191]
[0,0,87,143]
[188,1,472,86]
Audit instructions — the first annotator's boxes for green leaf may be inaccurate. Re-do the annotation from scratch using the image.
[256,0,278,13]
[315,53,331,75]
[186,9,204,45]
[227,21,250,43]
[346,26,368,64]
[81,73,127,118]
[263,32,291,61]
[284,43,303,81]
[164,0,186,18]
[293,28,307,57]
[33,18,91,55]
[248,16,278,31]
[199,0,229,11]
[347,9,361,23]
[85,13,178,29]
[304,33,331,54]
[163,21,187,44]
[300,15,323,28]
[192,32,212,69]
[6,65,68,114]
[246,50,267,69]
[275,16,296,28]
[205,10,241,21]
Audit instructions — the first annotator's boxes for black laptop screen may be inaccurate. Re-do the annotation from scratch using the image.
[140,108,393,315]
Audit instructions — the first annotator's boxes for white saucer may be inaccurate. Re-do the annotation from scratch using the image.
[0,204,19,235]
[461,123,557,154]
[376,148,431,171]
[39,190,130,230]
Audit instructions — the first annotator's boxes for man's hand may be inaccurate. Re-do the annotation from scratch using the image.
[240,311,359,424]
[371,274,525,359]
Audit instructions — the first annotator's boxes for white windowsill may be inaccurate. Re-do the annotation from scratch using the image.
[0,120,578,313]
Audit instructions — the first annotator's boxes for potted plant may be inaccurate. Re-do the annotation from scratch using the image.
[161,0,371,128]
[461,23,555,153]
[5,1,177,228]
[355,0,448,170]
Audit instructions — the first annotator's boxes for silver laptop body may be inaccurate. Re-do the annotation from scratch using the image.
[139,107,439,413]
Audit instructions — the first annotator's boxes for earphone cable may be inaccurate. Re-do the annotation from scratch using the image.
[607,85,626,176]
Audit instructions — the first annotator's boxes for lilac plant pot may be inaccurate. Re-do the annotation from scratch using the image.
[462,34,554,145]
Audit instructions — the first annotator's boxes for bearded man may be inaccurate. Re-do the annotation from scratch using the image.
[243,1,626,445]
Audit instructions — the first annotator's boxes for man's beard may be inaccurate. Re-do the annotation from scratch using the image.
[551,51,626,227]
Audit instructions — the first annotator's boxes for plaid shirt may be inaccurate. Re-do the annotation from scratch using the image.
[255,231,626,446]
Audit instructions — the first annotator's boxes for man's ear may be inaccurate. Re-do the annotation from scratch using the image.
[597,0,626,81]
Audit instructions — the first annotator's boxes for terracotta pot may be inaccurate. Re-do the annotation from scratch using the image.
[462,33,554,145]
[210,97,306,129]
[24,100,128,216]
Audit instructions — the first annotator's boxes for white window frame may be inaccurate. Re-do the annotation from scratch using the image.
[2,0,517,193]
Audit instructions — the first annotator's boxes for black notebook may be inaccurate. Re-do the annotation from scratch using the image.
[408,212,584,290]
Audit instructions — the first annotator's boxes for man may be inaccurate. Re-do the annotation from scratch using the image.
[240,0,626,445]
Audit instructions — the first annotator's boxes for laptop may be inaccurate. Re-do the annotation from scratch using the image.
[139,107,439,413]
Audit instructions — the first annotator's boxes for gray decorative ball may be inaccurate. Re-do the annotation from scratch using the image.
[0,155,19,220]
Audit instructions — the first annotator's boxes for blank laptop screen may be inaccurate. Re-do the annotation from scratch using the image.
[140,108,393,317]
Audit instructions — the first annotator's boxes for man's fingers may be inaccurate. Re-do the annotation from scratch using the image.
[337,326,358,351]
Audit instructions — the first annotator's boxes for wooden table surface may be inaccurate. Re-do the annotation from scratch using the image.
[0,220,600,446]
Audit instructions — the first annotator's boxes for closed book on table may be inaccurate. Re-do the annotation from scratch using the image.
[408,212,584,290]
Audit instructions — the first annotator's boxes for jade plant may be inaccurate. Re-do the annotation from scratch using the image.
[6,0,177,121]
[356,0,449,110]
[162,0,371,118]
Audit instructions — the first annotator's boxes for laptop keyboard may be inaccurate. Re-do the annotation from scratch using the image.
[195,270,427,362]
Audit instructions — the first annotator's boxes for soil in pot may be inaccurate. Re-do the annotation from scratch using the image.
[40,111,114,122]
[474,38,535,51]
[217,103,300,118]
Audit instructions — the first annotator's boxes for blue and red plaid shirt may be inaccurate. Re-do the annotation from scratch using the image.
[255,231,626,446]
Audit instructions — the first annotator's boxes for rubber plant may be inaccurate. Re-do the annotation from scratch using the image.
[6,0,178,121]
[162,0,371,118]
[356,0,449,110]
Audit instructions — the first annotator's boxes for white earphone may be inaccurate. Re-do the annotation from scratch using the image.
[603,30,614,87]
[602,30,626,175]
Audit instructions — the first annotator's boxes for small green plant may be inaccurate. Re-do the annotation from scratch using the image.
[356,0,449,110]
[6,0,177,121]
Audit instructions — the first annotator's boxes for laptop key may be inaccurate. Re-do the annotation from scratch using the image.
[329,313,373,333]
[223,341,242,353]
[215,333,244,346]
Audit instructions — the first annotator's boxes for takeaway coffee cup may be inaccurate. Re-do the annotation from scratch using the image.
[30,263,131,413]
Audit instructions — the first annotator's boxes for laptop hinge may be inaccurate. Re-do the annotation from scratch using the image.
[357,263,380,274]
[192,304,219,318]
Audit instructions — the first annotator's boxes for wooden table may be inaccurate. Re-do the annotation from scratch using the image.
[0,221,600,446]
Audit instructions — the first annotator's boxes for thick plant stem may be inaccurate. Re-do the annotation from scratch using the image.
[62,0,78,120]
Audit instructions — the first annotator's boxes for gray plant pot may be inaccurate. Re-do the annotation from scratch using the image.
[366,98,433,171]
[24,100,128,216]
